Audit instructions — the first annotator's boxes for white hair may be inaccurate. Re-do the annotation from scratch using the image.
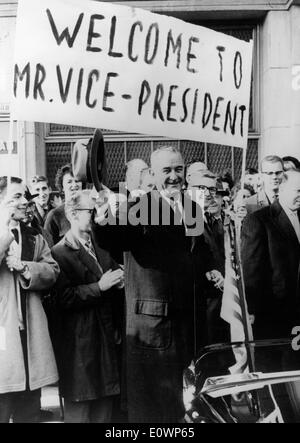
[151,146,183,167]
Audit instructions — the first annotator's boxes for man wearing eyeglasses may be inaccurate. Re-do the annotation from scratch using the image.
[242,169,300,340]
[51,191,124,423]
[245,155,284,214]
[93,147,223,423]
[187,171,228,344]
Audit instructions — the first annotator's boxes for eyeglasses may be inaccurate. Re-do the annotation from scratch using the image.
[191,185,217,196]
[262,171,283,177]
[75,208,94,213]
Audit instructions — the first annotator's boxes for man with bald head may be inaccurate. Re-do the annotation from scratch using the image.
[93,147,220,423]
[125,158,148,198]
[242,169,300,339]
[186,161,208,187]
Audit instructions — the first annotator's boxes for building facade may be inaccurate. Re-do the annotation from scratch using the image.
[0,0,299,188]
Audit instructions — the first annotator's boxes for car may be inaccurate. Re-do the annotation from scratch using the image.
[183,339,300,423]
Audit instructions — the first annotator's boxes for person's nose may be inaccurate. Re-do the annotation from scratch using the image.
[169,170,177,181]
[20,196,28,205]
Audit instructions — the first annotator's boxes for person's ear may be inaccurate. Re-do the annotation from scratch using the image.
[71,209,78,220]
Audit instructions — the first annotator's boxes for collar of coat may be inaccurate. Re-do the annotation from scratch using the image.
[62,229,114,277]
[270,200,300,246]
[19,222,39,262]
[257,189,271,205]
[63,230,88,251]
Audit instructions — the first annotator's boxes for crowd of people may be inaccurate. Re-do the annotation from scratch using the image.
[0,146,299,423]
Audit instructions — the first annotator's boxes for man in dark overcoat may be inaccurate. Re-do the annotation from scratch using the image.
[93,147,222,423]
[242,169,300,339]
[51,191,124,423]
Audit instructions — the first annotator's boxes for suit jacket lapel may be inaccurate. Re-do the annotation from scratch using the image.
[271,201,299,247]
[20,223,36,261]
[92,235,112,274]
[259,190,270,207]
[64,231,102,279]
[78,245,103,279]
[34,206,44,226]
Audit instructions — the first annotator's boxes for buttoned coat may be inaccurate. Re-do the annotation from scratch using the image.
[92,191,213,423]
[0,223,59,394]
[241,200,300,339]
[51,231,121,402]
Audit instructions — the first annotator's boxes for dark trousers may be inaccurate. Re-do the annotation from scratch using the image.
[64,396,114,423]
[0,389,41,423]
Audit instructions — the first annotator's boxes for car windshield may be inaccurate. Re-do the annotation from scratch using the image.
[184,339,300,423]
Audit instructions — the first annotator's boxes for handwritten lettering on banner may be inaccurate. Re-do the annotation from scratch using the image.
[11,0,253,148]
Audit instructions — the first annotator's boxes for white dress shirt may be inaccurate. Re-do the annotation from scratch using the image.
[160,191,184,224]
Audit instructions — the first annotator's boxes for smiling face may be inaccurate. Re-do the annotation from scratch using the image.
[1,182,28,222]
[62,173,82,200]
[261,161,284,194]
[188,173,217,211]
[151,150,184,197]
[32,180,50,208]
[209,194,223,216]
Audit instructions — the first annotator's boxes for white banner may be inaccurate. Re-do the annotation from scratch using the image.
[11,0,253,148]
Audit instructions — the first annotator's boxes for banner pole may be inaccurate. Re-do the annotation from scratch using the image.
[233,220,261,417]
[241,145,247,190]
[7,117,14,191]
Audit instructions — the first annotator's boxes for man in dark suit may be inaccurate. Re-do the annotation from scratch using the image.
[242,169,300,339]
[188,171,229,344]
[245,155,284,214]
[51,191,124,423]
[93,147,222,423]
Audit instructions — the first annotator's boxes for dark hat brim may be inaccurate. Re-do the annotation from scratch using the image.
[216,190,230,196]
[90,129,107,192]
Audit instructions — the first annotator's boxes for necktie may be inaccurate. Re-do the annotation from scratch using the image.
[171,199,182,225]
[85,240,98,262]
[11,228,19,244]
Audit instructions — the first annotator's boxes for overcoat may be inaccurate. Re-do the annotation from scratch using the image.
[51,231,121,402]
[0,223,59,394]
[93,191,213,423]
[245,189,270,214]
[242,200,300,339]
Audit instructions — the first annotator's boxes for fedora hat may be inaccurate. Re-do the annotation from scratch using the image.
[72,129,107,192]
